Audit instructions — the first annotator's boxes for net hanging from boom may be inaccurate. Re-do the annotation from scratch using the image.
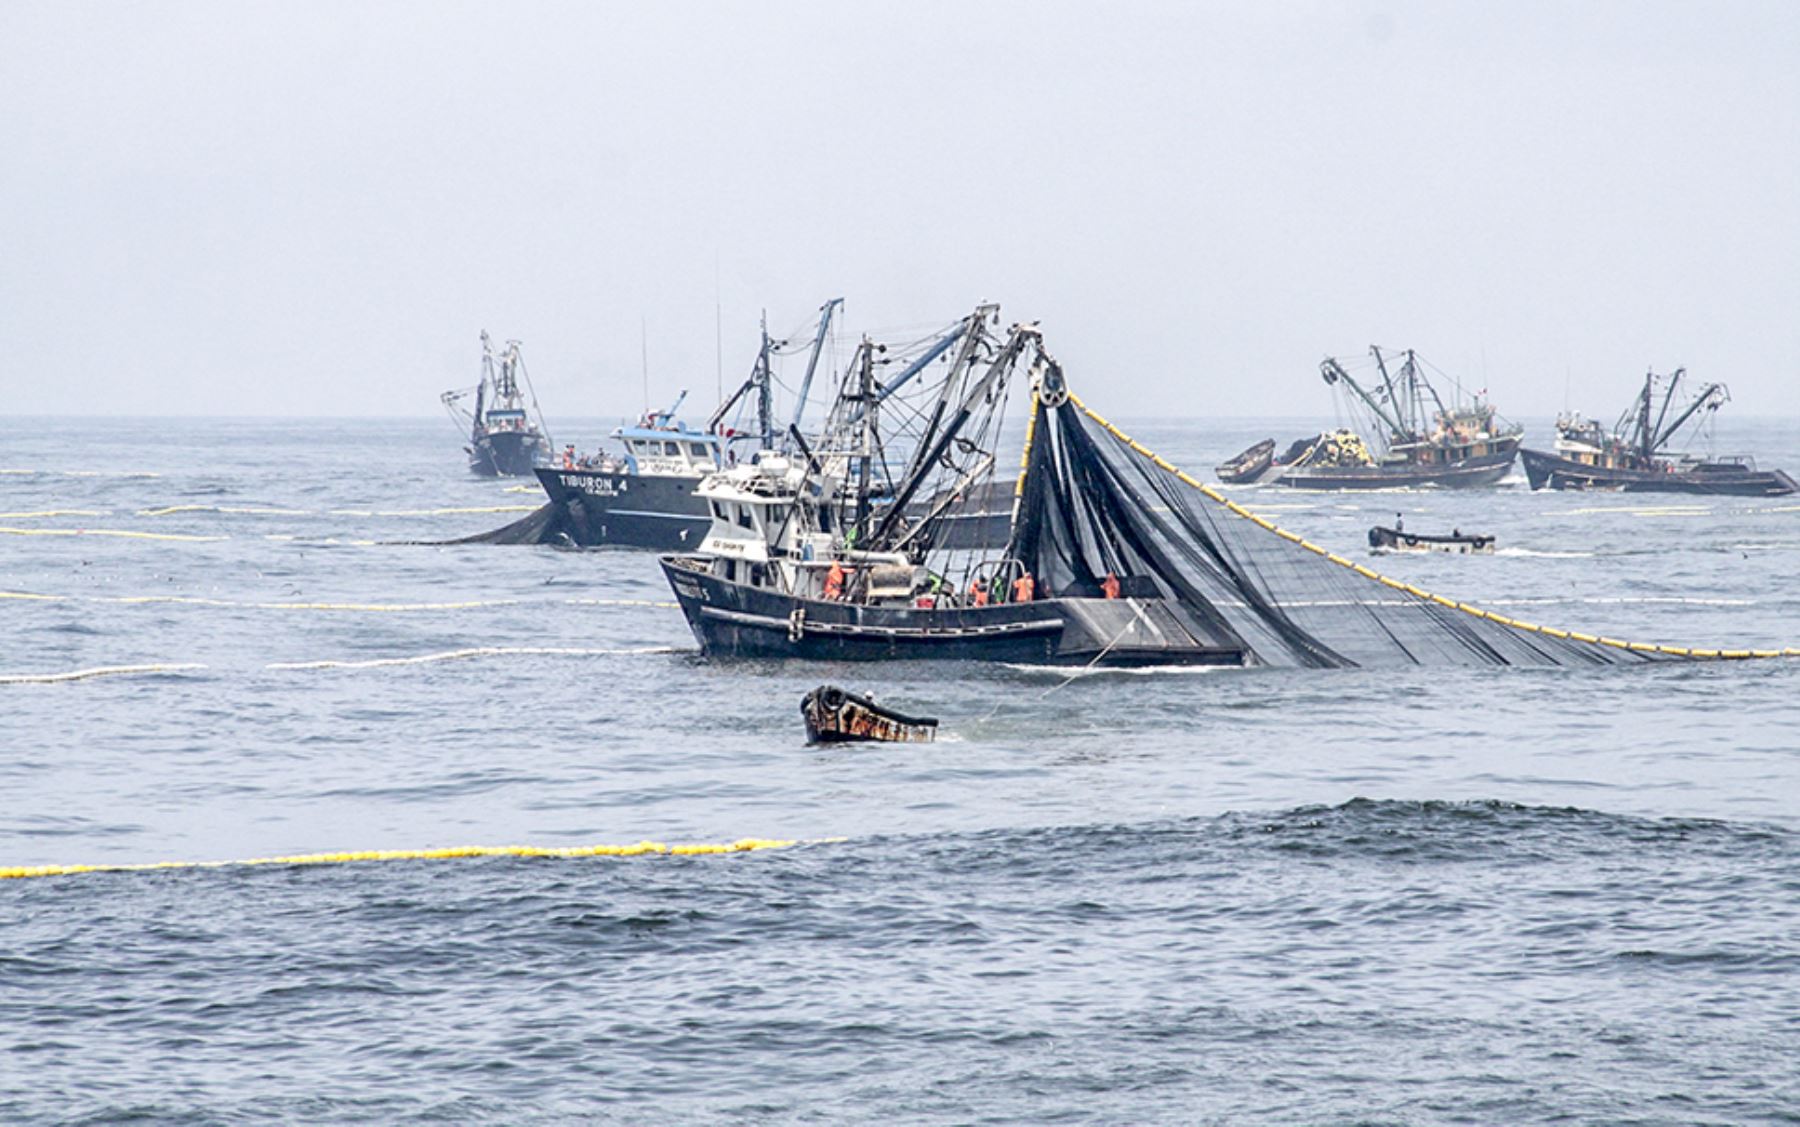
[1005,384,1795,668]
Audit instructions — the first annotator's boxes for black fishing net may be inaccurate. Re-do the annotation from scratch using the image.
[1006,392,1681,668]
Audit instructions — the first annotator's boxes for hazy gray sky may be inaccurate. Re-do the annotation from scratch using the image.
[4,1,1797,419]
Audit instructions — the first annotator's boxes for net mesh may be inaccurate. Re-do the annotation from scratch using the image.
[1005,392,1783,668]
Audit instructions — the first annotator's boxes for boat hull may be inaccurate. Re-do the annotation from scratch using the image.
[800,685,937,743]
[470,430,551,477]
[534,468,712,549]
[1367,526,1494,554]
[660,556,1247,666]
[1216,439,1275,484]
[1519,448,1798,496]
[1274,447,1517,490]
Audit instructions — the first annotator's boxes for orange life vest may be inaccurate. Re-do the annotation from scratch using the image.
[1012,573,1035,603]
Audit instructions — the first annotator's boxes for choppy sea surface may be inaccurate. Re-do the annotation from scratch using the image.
[3,415,1798,1124]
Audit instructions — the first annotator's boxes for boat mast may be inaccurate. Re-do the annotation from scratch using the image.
[705,311,780,448]
[854,340,877,531]
[865,322,1028,551]
[1404,349,1449,423]
[1634,369,1656,460]
[1323,356,1407,443]
[1647,367,1684,454]
[787,297,844,441]
[1370,347,1407,435]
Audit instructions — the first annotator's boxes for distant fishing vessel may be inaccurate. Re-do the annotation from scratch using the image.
[1520,369,1797,496]
[441,333,553,476]
[532,301,1010,551]
[1218,347,1522,489]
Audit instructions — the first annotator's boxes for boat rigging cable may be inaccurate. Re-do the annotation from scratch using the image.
[1006,382,1798,666]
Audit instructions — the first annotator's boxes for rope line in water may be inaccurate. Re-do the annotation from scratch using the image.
[5,646,682,684]
[0,589,677,612]
[1069,394,1800,661]
[0,526,227,543]
[266,645,679,670]
[0,663,208,685]
[0,837,810,882]
[135,504,541,518]
[0,509,110,519]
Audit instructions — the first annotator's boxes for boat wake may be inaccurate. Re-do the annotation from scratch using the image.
[1494,547,1596,559]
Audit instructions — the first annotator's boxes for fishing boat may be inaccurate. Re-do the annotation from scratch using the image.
[1519,369,1796,496]
[1367,524,1494,554]
[659,315,1249,667]
[1218,347,1522,489]
[441,333,554,476]
[800,685,937,743]
[521,301,1012,550]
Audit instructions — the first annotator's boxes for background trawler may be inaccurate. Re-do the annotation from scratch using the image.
[1217,346,1522,489]
[440,332,554,476]
[456,301,1014,550]
[1520,368,1796,496]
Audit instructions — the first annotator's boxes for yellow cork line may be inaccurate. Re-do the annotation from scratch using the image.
[0,837,808,882]
[1067,394,1800,662]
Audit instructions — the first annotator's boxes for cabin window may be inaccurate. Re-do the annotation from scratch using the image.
[710,501,726,520]
[663,441,681,456]
[736,505,754,530]
[688,443,710,459]
[818,506,832,532]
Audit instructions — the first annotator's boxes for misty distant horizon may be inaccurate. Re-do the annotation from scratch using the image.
[5,2,1797,421]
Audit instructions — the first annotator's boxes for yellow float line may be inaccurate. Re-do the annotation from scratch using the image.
[1066,393,1799,662]
[0,526,227,542]
[0,662,207,685]
[0,837,809,881]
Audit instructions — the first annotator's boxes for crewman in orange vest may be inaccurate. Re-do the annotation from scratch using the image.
[823,560,846,601]
[1101,572,1121,599]
[968,578,989,607]
[1011,572,1035,604]
[562,444,577,469]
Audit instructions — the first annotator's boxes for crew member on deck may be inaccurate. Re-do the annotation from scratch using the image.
[1012,572,1036,604]
[1102,572,1121,600]
[968,577,989,607]
[824,561,846,601]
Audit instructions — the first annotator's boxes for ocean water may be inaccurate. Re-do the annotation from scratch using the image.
[3,415,1798,1124]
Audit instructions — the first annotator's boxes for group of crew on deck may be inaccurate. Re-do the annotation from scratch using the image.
[818,560,1125,608]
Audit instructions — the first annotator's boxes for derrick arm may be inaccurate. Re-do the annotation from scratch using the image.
[1323,356,1407,440]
